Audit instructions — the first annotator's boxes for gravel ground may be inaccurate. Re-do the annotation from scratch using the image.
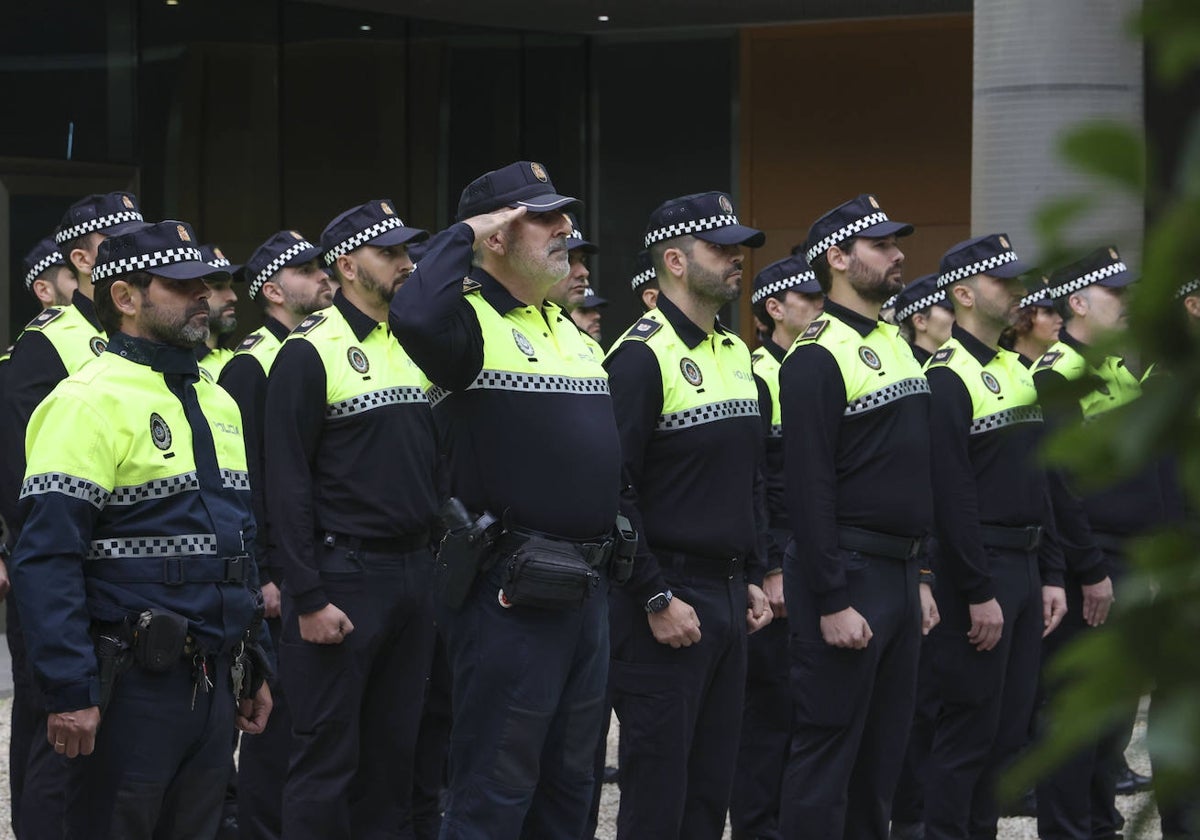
[0,698,1161,839]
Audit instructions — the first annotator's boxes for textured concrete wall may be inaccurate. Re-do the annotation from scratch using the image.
[973,0,1144,265]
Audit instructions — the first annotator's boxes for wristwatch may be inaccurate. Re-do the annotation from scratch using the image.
[645,590,673,614]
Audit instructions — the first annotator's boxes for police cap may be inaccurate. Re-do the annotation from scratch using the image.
[804,194,913,265]
[937,233,1030,289]
[457,161,580,221]
[243,231,325,300]
[751,254,820,305]
[55,192,146,245]
[93,220,228,282]
[1045,246,1136,300]
[893,273,951,323]
[22,237,66,293]
[322,200,429,267]
[644,191,764,249]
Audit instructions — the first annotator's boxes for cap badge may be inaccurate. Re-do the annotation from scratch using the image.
[680,357,704,387]
[512,329,536,357]
[981,371,1002,394]
[858,346,882,370]
[530,162,549,183]
[1108,247,1119,260]
[347,347,370,374]
[868,195,881,209]
[214,247,226,259]
[718,195,734,214]
[150,413,172,452]
[381,202,394,215]
[290,230,304,240]
[89,337,107,357]
[177,225,191,243]
[999,236,1010,250]
[122,195,134,209]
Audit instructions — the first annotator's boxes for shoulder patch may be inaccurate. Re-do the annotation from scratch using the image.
[1036,350,1062,370]
[627,317,662,341]
[929,347,955,365]
[797,319,829,342]
[462,277,482,294]
[26,308,64,330]
[237,333,265,352]
[292,313,326,335]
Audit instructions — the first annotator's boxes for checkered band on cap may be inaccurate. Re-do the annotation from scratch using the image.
[25,250,65,290]
[751,271,817,305]
[323,216,408,265]
[936,250,1019,288]
[207,255,232,269]
[882,293,898,310]
[631,267,656,291]
[1019,288,1049,308]
[251,239,319,299]
[92,246,205,282]
[55,210,144,245]
[644,215,739,248]
[895,288,948,323]
[805,211,890,264]
[1176,278,1200,299]
[1046,261,1128,300]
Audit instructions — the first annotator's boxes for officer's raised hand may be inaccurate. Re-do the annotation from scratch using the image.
[300,602,355,645]
[820,606,872,649]
[967,598,1003,651]
[1081,576,1114,626]
[649,596,702,649]
[746,583,773,633]
[237,681,274,734]
[464,206,527,252]
[48,706,99,759]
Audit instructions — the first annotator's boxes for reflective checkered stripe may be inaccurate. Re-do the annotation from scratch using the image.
[324,217,409,264]
[657,398,759,431]
[895,289,947,323]
[631,267,656,291]
[327,386,429,418]
[428,373,609,407]
[221,469,250,490]
[109,473,200,506]
[20,472,109,508]
[86,533,219,560]
[207,255,232,269]
[1019,289,1049,308]
[936,250,1019,288]
[92,247,204,282]
[252,239,319,299]
[24,251,64,289]
[1176,278,1200,299]
[751,271,817,304]
[805,211,890,263]
[55,210,144,244]
[970,405,1043,435]
[1046,261,1127,299]
[644,215,738,247]
[844,378,930,416]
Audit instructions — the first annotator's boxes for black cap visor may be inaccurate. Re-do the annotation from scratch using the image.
[694,224,766,248]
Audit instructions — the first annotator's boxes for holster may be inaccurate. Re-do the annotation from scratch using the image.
[435,498,500,609]
[93,628,133,717]
[132,608,191,673]
[610,514,637,585]
[498,534,601,610]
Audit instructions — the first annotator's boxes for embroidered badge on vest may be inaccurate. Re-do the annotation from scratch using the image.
[27,308,64,330]
[150,413,172,451]
[628,318,662,341]
[89,336,107,356]
[798,320,828,342]
[680,357,703,386]
[293,313,326,334]
[237,333,264,352]
[462,277,481,293]
[981,371,1002,394]
[347,346,370,373]
[858,346,882,370]
[930,347,955,365]
[1036,351,1062,370]
[512,329,536,357]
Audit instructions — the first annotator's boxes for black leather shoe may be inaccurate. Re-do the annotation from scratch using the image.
[890,821,925,840]
[1114,765,1153,795]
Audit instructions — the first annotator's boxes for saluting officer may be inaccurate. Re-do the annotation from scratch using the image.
[390,161,622,839]
[10,220,272,838]
[220,230,331,840]
[921,234,1067,839]
[778,194,939,839]
[195,244,243,381]
[605,191,772,840]
[264,200,437,839]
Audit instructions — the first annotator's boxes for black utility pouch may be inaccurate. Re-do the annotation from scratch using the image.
[500,536,600,610]
[610,514,637,586]
[132,608,190,672]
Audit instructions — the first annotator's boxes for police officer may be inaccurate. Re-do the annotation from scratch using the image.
[264,200,436,839]
[731,254,823,839]
[1002,276,1062,367]
[195,244,242,381]
[390,161,622,839]
[23,236,79,309]
[1033,247,1160,840]
[572,286,607,345]
[778,194,939,839]
[605,191,772,840]
[894,272,955,364]
[220,230,331,840]
[9,219,272,838]
[921,234,1067,839]
[631,249,659,311]
[547,213,596,311]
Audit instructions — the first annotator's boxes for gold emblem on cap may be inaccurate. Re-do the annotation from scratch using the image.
[530,162,549,183]
[214,247,225,259]
[290,231,303,240]
[999,235,1010,249]
[177,225,191,242]
[122,195,134,209]
[381,202,394,215]
[718,195,734,214]
[1108,247,1119,260]
[868,195,880,209]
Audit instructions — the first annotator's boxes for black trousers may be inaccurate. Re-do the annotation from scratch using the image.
[890,634,940,826]
[237,615,290,840]
[610,555,749,840]
[923,547,1043,840]
[279,545,436,840]
[780,551,921,840]
[411,628,452,840]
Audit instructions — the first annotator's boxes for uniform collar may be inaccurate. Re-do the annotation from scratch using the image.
[263,316,291,342]
[822,298,878,338]
[952,323,1000,367]
[760,335,788,363]
[473,267,530,315]
[656,292,731,350]
[910,344,932,365]
[1059,326,1107,366]
[195,344,213,362]
[334,288,381,341]
[73,289,103,332]
[106,331,200,377]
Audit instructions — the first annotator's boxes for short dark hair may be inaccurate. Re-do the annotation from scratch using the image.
[648,235,696,280]
[94,270,153,335]
[810,236,858,293]
[59,232,95,284]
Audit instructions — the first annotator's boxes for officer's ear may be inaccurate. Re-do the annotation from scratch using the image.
[69,247,94,277]
[335,253,357,283]
[950,281,974,308]
[31,277,54,307]
[911,311,929,334]
[764,296,786,325]
[659,246,688,282]
[640,286,659,311]
[260,279,285,307]
[1185,295,1200,320]
[109,279,140,320]
[1068,290,1089,319]
[826,244,852,273]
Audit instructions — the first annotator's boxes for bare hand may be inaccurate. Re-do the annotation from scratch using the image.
[48,706,100,758]
[762,571,786,618]
[820,607,872,649]
[1081,576,1114,626]
[0,558,10,600]
[237,682,273,734]
[261,581,281,620]
[746,583,773,634]
[968,598,1004,651]
[648,596,702,649]
[919,582,940,635]
[464,207,526,249]
[299,603,354,644]
[1042,585,1068,637]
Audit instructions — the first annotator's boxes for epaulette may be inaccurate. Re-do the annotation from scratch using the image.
[1035,350,1062,370]
[797,319,829,343]
[929,347,955,365]
[292,313,326,335]
[626,318,662,341]
[25,308,64,330]
[462,277,481,294]
[237,333,265,352]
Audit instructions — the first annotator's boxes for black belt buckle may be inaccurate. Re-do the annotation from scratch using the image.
[224,554,248,583]
[906,537,923,560]
[1022,526,1042,551]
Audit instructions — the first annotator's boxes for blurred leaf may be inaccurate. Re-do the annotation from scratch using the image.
[1139,0,1200,82]
[1060,122,1146,191]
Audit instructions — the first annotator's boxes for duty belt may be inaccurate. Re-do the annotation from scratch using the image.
[656,549,743,579]
[87,554,250,585]
[837,526,923,560]
[979,524,1042,551]
[496,528,614,570]
[321,530,430,555]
